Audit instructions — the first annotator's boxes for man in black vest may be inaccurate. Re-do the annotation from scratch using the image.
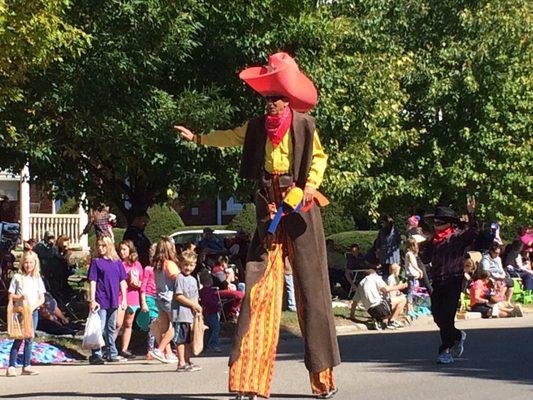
[176,52,340,400]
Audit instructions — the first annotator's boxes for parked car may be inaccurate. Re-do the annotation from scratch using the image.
[169,229,238,246]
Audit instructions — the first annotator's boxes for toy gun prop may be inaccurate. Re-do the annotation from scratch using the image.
[267,187,329,235]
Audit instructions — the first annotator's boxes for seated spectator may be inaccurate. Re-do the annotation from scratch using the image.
[211,256,229,285]
[199,272,222,352]
[225,267,245,293]
[353,267,407,330]
[345,243,367,293]
[469,270,522,318]
[34,231,76,303]
[210,256,244,321]
[481,244,514,304]
[326,239,351,297]
[38,293,80,336]
[218,287,243,323]
[518,226,533,254]
[387,264,407,301]
[505,240,533,290]
[199,228,226,256]
[55,235,77,296]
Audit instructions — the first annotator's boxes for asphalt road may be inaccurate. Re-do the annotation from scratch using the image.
[1,314,532,400]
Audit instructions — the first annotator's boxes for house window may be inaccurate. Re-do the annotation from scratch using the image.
[223,197,244,215]
[191,207,199,216]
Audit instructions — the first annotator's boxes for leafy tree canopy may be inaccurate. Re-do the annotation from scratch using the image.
[1,0,530,228]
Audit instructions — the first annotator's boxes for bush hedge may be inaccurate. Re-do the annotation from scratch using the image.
[227,203,257,236]
[57,198,79,214]
[144,204,185,242]
[87,228,126,250]
[321,203,355,236]
[326,230,378,253]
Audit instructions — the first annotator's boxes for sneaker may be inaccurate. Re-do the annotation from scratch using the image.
[120,350,136,359]
[107,355,128,363]
[89,355,105,365]
[6,367,17,377]
[176,364,189,373]
[436,351,454,364]
[317,387,338,399]
[187,363,202,372]
[385,323,397,330]
[165,353,179,363]
[148,349,170,364]
[451,330,467,358]
[21,368,39,376]
[390,320,404,329]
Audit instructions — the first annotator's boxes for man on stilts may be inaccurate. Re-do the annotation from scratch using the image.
[176,52,340,399]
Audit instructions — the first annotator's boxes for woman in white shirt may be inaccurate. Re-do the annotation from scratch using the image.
[6,251,46,378]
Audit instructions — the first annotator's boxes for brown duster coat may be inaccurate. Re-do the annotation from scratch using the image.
[229,111,341,373]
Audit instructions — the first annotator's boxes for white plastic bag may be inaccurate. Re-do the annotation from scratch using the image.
[82,311,105,350]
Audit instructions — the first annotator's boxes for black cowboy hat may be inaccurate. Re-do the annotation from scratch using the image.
[424,206,461,224]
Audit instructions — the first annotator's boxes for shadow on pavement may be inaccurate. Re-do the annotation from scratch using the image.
[336,326,533,385]
[0,392,315,399]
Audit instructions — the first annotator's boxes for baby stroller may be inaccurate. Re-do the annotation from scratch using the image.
[0,222,20,307]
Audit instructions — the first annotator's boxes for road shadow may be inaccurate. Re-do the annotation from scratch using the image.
[0,392,315,399]
[334,326,533,385]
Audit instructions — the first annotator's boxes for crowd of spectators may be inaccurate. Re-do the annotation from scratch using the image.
[330,217,532,331]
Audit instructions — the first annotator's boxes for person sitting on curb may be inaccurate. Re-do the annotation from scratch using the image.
[469,269,523,318]
[353,266,408,330]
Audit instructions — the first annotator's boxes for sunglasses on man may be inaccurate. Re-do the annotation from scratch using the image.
[434,219,449,227]
[265,95,287,103]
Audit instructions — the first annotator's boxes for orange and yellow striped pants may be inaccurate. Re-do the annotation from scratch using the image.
[229,240,335,398]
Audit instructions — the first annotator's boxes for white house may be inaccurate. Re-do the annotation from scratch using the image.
[0,166,88,249]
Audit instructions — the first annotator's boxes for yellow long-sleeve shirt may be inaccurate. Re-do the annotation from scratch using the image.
[198,122,327,189]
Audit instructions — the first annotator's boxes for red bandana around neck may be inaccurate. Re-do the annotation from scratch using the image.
[265,106,292,148]
[433,226,456,244]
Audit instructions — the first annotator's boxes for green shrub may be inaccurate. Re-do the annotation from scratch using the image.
[88,228,126,250]
[326,230,378,253]
[144,204,185,242]
[227,203,257,236]
[321,203,355,236]
[57,198,79,214]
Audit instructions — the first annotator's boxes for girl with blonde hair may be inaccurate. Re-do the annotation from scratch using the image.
[149,237,180,363]
[6,251,46,377]
[87,237,127,364]
[404,237,424,316]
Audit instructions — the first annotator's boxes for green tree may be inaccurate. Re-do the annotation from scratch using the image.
[380,0,533,226]
[0,0,88,166]
[3,0,530,229]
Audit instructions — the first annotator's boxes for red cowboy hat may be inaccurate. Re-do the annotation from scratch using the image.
[239,52,318,112]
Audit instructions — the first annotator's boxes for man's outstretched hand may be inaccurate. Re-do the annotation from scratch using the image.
[174,125,195,142]
[467,197,476,213]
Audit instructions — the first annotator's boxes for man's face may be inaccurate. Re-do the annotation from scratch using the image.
[434,220,451,232]
[133,216,149,229]
[46,237,55,246]
[490,249,501,259]
[351,247,359,256]
[266,96,290,116]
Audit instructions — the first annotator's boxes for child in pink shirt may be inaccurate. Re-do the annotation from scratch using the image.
[116,240,144,358]
[140,259,159,355]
